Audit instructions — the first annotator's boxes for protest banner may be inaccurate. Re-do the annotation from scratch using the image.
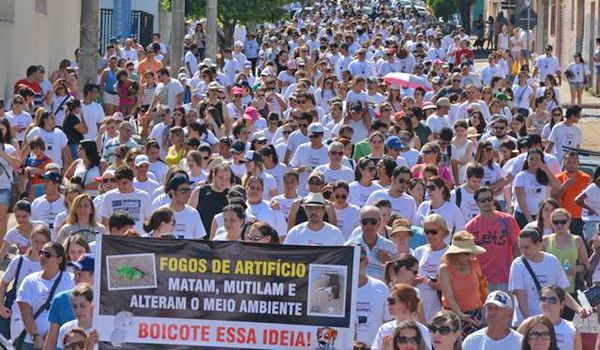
[93,235,359,349]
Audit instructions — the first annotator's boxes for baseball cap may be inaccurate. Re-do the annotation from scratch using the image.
[484,291,513,309]
[422,101,437,111]
[349,101,363,112]
[436,97,451,107]
[460,61,470,68]
[232,87,244,96]
[251,131,267,142]
[167,175,193,192]
[243,106,259,122]
[304,192,326,206]
[495,92,510,101]
[385,136,403,150]
[245,150,263,163]
[230,141,246,154]
[134,155,150,167]
[178,72,188,81]
[41,171,61,184]
[287,60,297,70]
[67,253,95,272]
[517,137,531,149]
[307,122,325,136]
[95,169,115,183]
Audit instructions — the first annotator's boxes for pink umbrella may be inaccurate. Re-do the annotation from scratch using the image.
[383,72,433,91]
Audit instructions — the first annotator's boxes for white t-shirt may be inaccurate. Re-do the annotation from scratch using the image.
[165,204,207,240]
[5,110,32,142]
[512,85,535,110]
[314,164,355,184]
[462,328,523,350]
[508,252,570,327]
[149,161,169,184]
[415,201,466,236]
[0,144,16,190]
[290,143,329,196]
[3,255,42,339]
[348,119,369,144]
[247,200,287,238]
[26,128,69,168]
[399,149,420,168]
[334,204,361,240]
[133,178,161,197]
[513,170,550,215]
[365,191,417,224]
[264,163,288,194]
[16,271,75,343]
[450,186,479,222]
[184,50,199,76]
[548,122,582,163]
[535,55,561,82]
[31,195,67,231]
[81,101,104,140]
[271,194,301,219]
[283,222,345,246]
[414,245,449,322]
[4,220,47,255]
[581,183,600,221]
[372,319,432,350]
[356,277,392,345]
[98,188,152,234]
[154,79,184,111]
[425,114,452,134]
[348,181,383,208]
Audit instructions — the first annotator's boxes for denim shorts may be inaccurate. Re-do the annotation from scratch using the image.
[0,188,11,205]
[570,82,585,90]
[596,66,600,75]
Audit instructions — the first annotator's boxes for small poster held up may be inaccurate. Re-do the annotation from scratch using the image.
[93,235,359,349]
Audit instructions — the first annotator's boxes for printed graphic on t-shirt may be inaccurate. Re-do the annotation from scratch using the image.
[111,199,142,221]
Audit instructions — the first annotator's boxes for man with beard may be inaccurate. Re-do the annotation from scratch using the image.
[284,192,345,246]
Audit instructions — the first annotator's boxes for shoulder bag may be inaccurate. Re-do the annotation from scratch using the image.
[0,256,23,338]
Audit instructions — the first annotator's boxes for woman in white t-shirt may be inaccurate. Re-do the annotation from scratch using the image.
[0,225,49,341]
[348,158,383,208]
[575,170,600,241]
[331,181,361,240]
[242,151,278,200]
[0,200,46,260]
[415,176,465,238]
[513,149,560,228]
[414,214,450,322]
[517,285,581,350]
[498,25,510,51]
[257,145,288,194]
[371,283,432,350]
[25,110,69,169]
[212,204,251,241]
[565,53,591,106]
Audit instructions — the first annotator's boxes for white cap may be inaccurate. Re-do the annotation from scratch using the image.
[307,122,325,136]
[484,291,513,309]
[134,155,150,167]
[184,34,193,40]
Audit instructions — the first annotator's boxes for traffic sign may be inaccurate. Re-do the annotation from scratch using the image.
[517,8,537,29]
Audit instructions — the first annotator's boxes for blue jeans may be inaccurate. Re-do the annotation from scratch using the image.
[68,143,79,161]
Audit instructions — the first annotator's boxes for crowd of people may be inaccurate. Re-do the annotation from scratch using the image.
[0,0,599,349]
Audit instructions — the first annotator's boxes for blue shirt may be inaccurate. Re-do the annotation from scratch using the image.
[48,289,74,326]
[345,234,397,280]
[409,227,428,250]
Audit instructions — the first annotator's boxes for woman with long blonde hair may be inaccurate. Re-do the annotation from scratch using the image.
[56,194,106,245]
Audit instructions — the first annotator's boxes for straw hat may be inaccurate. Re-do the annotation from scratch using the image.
[390,218,413,237]
[445,236,486,255]
[466,127,481,138]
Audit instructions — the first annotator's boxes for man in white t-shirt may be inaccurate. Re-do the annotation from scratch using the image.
[462,291,523,350]
[284,192,345,246]
[98,166,152,234]
[31,171,66,232]
[162,175,207,239]
[508,228,587,327]
[154,68,184,111]
[80,84,104,140]
[290,122,329,196]
[314,141,354,184]
[184,45,199,77]
[533,45,561,85]
[355,247,392,344]
[545,105,582,164]
[366,166,416,224]
[450,163,483,222]
[425,98,452,136]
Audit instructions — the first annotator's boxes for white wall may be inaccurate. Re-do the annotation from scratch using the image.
[0,0,81,100]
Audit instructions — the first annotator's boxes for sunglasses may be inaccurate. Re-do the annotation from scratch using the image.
[176,188,192,194]
[396,178,409,184]
[297,99,307,104]
[477,197,494,203]
[424,229,439,235]
[552,219,568,225]
[395,336,419,345]
[387,297,399,305]
[299,124,309,128]
[361,218,379,226]
[329,151,343,156]
[246,234,265,242]
[39,250,56,258]
[426,185,437,191]
[308,180,323,185]
[428,325,454,335]
[334,194,347,200]
[539,296,559,304]
[527,331,552,341]
[103,178,117,184]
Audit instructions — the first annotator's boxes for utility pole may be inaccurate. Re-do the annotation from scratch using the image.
[206,0,218,63]
[79,0,99,93]
[170,0,185,76]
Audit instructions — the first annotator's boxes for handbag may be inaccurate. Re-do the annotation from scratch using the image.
[582,284,600,308]
[13,271,63,350]
[0,256,23,339]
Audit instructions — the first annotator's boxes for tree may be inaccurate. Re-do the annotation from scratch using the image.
[427,0,455,20]
[162,0,294,47]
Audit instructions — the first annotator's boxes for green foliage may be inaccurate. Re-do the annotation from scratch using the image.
[162,0,292,24]
[427,0,456,20]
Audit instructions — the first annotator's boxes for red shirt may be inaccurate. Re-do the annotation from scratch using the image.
[455,48,474,65]
[14,78,41,94]
[465,211,520,284]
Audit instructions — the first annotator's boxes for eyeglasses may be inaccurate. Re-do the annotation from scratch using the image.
[329,151,343,156]
[527,331,552,341]
[477,197,494,203]
[426,185,437,191]
[539,295,559,304]
[309,134,323,138]
[334,194,347,199]
[39,250,56,258]
[361,218,379,226]
[395,336,419,345]
[552,219,568,225]
[103,178,117,184]
[64,341,87,350]
[308,180,323,186]
[422,150,435,155]
[428,325,454,335]
[256,94,265,98]
[297,99,307,104]
[177,188,192,194]
[452,79,461,83]
[396,178,409,184]
[246,234,266,242]
[424,229,439,235]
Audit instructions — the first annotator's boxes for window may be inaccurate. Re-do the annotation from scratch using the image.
[0,0,14,22]
[35,0,48,15]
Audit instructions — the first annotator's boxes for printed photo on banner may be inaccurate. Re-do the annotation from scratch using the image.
[307,264,347,318]
[106,253,158,291]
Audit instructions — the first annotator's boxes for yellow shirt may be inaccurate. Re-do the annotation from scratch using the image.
[165,146,184,167]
